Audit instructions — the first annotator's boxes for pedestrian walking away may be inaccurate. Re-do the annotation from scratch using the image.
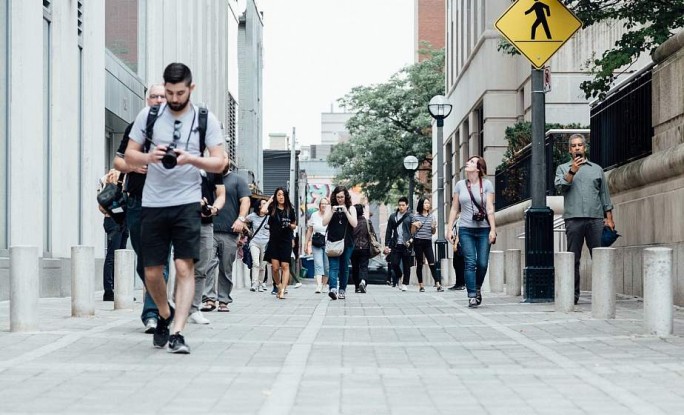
[125,62,226,354]
[449,220,466,291]
[351,204,371,293]
[113,84,170,333]
[265,187,297,299]
[384,197,418,291]
[412,197,442,292]
[447,155,497,308]
[305,197,330,293]
[322,186,357,300]
[554,133,614,305]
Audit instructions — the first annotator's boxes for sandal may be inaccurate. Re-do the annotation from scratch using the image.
[217,303,230,312]
[201,300,216,312]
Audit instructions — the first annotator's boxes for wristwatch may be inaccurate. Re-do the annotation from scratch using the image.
[238,216,246,222]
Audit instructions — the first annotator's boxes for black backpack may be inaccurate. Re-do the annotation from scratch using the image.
[143,104,209,154]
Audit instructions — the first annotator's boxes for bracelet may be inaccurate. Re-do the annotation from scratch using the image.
[568,170,576,176]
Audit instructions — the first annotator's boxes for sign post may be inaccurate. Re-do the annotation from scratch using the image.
[495,0,582,302]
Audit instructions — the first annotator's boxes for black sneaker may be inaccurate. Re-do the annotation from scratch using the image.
[153,305,174,349]
[328,289,338,300]
[419,287,425,292]
[168,332,190,354]
[436,285,444,292]
[455,285,466,290]
[476,289,482,305]
[448,285,459,291]
[359,280,367,293]
[103,292,114,301]
[355,288,361,293]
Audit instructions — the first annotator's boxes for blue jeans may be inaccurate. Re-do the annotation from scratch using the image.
[126,196,168,323]
[459,227,492,298]
[312,246,329,276]
[328,244,354,291]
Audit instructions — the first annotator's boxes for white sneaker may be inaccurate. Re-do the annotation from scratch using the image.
[401,284,408,292]
[259,283,266,292]
[294,282,303,289]
[315,283,322,294]
[188,311,210,325]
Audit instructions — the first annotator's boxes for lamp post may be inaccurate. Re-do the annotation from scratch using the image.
[428,95,452,284]
[403,155,419,211]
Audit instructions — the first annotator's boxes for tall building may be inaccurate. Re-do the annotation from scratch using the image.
[320,112,353,145]
[268,132,289,150]
[414,0,445,60]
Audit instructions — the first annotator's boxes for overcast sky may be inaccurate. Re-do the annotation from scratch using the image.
[258,0,415,146]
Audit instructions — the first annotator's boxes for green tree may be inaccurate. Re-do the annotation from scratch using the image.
[328,46,445,203]
[498,0,684,99]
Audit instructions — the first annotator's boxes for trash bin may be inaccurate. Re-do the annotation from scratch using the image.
[300,255,315,278]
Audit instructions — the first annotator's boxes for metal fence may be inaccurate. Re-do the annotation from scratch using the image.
[590,65,653,170]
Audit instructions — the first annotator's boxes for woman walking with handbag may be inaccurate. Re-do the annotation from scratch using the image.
[246,198,270,292]
[322,186,357,300]
[447,156,497,307]
[350,204,371,293]
[412,197,443,292]
[305,198,330,293]
[265,187,297,299]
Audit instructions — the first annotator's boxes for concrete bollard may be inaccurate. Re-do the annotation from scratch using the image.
[505,249,521,296]
[489,251,504,293]
[441,258,452,287]
[643,247,673,336]
[114,249,135,309]
[9,246,40,332]
[554,252,575,313]
[592,248,616,319]
[71,246,95,317]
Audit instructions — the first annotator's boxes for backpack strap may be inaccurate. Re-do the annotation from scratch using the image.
[198,104,208,155]
[143,104,161,153]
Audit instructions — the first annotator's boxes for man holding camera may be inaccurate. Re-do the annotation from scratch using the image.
[125,63,225,354]
[555,133,614,305]
[384,197,421,291]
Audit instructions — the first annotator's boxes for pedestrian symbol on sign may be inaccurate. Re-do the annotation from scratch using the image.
[525,0,551,40]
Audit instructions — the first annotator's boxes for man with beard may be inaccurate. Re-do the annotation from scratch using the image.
[125,63,226,354]
[113,84,167,333]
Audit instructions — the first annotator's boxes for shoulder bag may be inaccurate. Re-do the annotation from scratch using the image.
[325,219,347,257]
[366,220,382,257]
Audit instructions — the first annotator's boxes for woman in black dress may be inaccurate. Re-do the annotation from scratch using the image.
[265,187,297,299]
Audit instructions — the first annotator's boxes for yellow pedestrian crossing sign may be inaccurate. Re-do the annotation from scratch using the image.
[495,0,582,69]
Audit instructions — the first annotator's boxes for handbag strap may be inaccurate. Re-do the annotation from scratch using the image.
[466,178,490,225]
[247,216,267,243]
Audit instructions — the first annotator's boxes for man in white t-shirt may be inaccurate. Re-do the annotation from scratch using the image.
[125,63,225,354]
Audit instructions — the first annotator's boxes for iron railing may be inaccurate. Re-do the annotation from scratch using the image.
[590,65,653,170]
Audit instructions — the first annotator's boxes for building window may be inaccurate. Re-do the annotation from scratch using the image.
[476,104,484,157]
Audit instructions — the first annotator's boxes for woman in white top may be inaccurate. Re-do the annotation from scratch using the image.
[305,198,330,293]
[245,198,270,292]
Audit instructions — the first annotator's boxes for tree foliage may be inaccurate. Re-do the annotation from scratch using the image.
[498,0,684,99]
[328,46,445,203]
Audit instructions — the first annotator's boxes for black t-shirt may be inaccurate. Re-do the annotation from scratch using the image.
[268,207,296,244]
[116,122,146,198]
[327,209,354,246]
[200,172,224,224]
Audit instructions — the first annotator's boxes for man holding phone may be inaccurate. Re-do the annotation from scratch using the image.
[555,133,615,305]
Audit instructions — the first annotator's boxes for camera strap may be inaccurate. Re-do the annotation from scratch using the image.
[466,178,489,224]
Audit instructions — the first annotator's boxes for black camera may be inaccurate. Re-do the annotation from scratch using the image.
[334,206,344,212]
[472,211,486,222]
[161,143,178,169]
[201,204,213,216]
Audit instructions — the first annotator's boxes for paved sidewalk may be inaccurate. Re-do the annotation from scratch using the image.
[1,283,684,414]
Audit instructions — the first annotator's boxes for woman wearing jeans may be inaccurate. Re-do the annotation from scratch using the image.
[305,198,330,293]
[447,155,497,308]
[322,186,358,300]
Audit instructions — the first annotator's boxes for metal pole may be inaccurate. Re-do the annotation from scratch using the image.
[289,127,296,205]
[408,172,415,211]
[434,119,448,281]
[531,68,545,208]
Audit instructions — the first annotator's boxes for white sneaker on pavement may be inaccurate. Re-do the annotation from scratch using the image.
[260,283,267,292]
[315,283,322,294]
[188,311,210,325]
[401,284,408,292]
[250,281,258,292]
[294,282,302,288]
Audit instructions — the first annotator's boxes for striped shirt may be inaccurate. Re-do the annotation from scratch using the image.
[413,213,434,240]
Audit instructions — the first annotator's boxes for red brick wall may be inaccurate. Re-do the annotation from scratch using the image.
[416,0,445,61]
[105,0,139,72]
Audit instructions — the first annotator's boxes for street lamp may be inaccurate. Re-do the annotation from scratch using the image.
[428,95,453,285]
[403,155,419,211]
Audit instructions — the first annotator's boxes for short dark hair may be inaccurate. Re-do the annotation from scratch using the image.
[416,197,430,214]
[163,63,193,86]
[398,196,409,205]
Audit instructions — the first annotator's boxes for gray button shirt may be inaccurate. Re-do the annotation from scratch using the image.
[555,159,613,219]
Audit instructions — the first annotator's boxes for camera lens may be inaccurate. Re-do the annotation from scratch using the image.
[161,144,177,169]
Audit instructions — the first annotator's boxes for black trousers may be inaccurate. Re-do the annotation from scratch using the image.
[390,245,414,285]
[413,238,439,284]
[103,216,129,296]
[453,249,465,287]
[351,248,370,288]
[565,218,603,301]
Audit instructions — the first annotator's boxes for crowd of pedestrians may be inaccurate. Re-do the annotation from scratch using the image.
[98,61,612,355]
